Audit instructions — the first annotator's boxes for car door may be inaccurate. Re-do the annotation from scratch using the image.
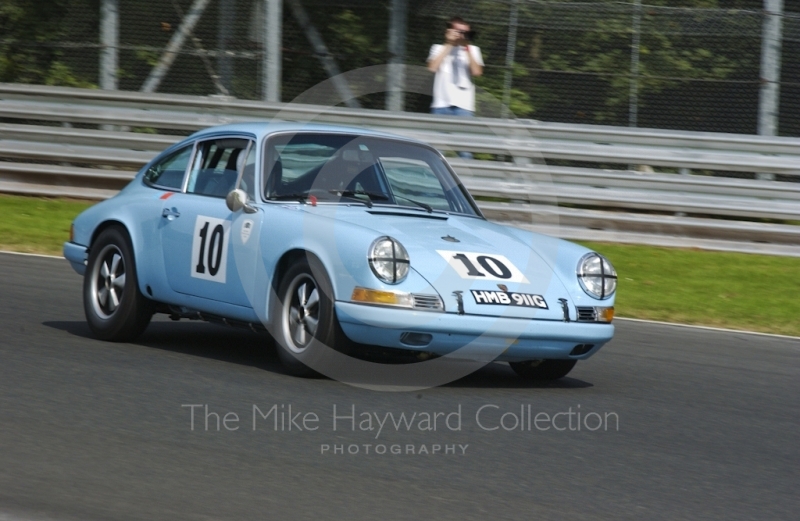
[159,136,259,308]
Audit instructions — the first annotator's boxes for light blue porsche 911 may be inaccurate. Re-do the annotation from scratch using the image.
[64,123,617,380]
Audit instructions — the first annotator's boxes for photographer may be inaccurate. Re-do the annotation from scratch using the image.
[427,17,483,158]
[427,16,484,117]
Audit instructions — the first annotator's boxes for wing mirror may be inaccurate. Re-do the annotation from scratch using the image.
[226,189,257,214]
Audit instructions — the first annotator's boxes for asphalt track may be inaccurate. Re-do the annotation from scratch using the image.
[0,252,798,521]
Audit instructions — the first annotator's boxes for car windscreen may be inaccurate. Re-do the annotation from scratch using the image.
[263,133,481,217]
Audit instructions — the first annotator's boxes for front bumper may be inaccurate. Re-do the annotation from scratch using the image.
[63,241,88,275]
[335,301,614,362]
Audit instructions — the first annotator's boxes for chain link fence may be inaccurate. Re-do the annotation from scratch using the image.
[2,0,799,135]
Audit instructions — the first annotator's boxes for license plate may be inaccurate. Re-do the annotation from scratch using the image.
[470,290,548,309]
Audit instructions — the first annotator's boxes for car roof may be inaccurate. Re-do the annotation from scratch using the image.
[188,121,421,144]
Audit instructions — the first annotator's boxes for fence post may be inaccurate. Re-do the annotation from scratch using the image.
[759,0,783,137]
[501,0,520,119]
[99,0,119,91]
[386,0,408,112]
[628,0,641,128]
[757,0,784,180]
[218,0,236,94]
[263,0,282,102]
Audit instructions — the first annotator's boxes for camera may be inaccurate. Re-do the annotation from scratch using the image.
[447,22,476,41]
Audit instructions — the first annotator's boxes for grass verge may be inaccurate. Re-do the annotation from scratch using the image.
[0,195,796,337]
[579,241,800,338]
[0,195,93,255]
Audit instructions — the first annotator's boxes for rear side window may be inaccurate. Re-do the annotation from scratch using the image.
[186,138,252,198]
[144,145,193,190]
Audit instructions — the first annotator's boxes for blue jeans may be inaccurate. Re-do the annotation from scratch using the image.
[431,106,474,159]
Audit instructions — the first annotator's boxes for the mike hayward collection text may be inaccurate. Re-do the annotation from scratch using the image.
[181,404,619,434]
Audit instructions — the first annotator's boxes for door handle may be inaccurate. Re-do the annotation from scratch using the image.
[162,207,180,218]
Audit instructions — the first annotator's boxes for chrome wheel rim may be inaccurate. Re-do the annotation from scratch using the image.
[90,244,126,319]
[281,273,320,354]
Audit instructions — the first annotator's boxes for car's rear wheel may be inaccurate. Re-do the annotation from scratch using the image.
[274,256,349,377]
[509,359,577,380]
[83,226,154,341]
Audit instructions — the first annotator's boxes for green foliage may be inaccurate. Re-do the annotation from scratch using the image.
[0,0,782,131]
[328,10,383,68]
[475,62,536,118]
[442,0,765,125]
[44,61,95,88]
[135,49,161,68]
[535,1,758,122]
[0,0,96,86]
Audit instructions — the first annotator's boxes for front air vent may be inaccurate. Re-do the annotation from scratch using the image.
[576,307,597,322]
[412,294,444,311]
[400,332,433,347]
[570,344,595,355]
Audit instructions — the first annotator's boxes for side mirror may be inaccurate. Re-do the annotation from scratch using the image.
[226,189,256,213]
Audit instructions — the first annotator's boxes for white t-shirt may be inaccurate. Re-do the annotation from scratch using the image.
[428,44,484,112]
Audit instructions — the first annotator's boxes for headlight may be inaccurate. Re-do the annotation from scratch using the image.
[577,253,617,299]
[368,236,410,284]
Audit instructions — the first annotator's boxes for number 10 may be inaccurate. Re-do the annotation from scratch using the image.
[452,253,512,279]
[196,222,225,276]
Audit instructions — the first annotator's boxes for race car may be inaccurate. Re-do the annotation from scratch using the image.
[64,122,617,381]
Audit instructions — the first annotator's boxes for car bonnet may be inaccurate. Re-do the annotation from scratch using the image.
[335,208,575,320]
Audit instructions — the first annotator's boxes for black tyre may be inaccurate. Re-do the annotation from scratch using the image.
[273,255,349,377]
[509,359,577,380]
[83,226,154,341]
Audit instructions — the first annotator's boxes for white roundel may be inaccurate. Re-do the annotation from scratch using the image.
[240,219,254,245]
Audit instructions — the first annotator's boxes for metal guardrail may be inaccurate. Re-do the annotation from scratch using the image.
[0,83,798,257]
[3,98,800,176]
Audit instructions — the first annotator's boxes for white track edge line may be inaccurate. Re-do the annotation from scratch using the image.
[0,250,63,259]
[615,317,799,341]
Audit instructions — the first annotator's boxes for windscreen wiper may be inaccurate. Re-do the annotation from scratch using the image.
[393,195,433,213]
[329,189,390,209]
[268,192,309,204]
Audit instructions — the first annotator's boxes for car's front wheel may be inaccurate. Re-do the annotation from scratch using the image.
[509,359,577,380]
[273,256,349,377]
[83,226,154,341]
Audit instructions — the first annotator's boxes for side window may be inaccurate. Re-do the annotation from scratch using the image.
[143,145,192,190]
[236,145,257,201]
[186,138,251,198]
